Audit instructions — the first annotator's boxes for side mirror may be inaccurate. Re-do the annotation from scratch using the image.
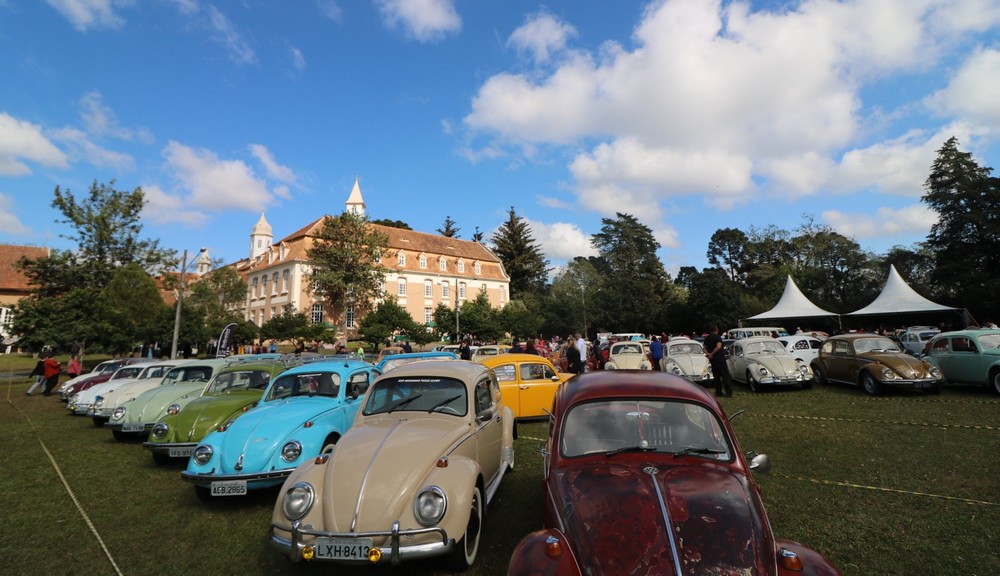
[748,452,771,474]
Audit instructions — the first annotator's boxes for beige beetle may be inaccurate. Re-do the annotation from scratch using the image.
[269,360,516,571]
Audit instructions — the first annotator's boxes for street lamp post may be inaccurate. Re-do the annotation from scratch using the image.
[170,248,206,359]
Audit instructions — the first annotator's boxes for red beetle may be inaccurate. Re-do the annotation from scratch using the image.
[507,370,841,576]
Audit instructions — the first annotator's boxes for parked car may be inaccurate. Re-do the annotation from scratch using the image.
[84,361,180,426]
[66,363,152,417]
[57,358,128,399]
[105,359,230,440]
[603,341,652,370]
[660,337,713,384]
[477,353,572,419]
[810,334,943,395]
[728,337,813,392]
[375,346,405,363]
[552,342,598,373]
[143,360,289,464]
[182,358,379,499]
[375,351,458,373]
[59,358,152,401]
[898,327,941,355]
[472,344,509,357]
[268,360,515,570]
[776,335,823,365]
[923,329,1000,394]
[724,326,788,340]
[506,370,842,576]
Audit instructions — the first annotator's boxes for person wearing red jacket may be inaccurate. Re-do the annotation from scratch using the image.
[41,354,61,396]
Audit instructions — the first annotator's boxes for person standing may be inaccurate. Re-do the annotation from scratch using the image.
[524,340,539,355]
[566,339,582,374]
[458,339,472,360]
[41,353,62,396]
[648,335,664,371]
[703,325,732,397]
[26,358,46,395]
[67,355,82,380]
[509,338,524,353]
[574,333,588,374]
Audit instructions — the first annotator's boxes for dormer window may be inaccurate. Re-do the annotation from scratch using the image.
[457,260,465,273]
[439,257,446,271]
[474,262,481,275]
[397,252,406,266]
[419,255,427,269]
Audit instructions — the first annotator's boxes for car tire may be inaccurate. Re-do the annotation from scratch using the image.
[747,371,760,393]
[861,372,882,396]
[151,451,172,466]
[92,417,108,427]
[801,379,813,390]
[991,369,1000,395]
[320,434,339,455]
[812,365,826,385]
[445,485,482,572]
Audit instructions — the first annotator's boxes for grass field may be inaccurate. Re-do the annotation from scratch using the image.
[1,371,998,576]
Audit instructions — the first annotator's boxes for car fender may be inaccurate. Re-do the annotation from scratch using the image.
[773,538,842,576]
[508,528,581,576]
[418,455,480,539]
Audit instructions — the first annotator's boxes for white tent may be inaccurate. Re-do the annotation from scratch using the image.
[846,265,957,315]
[747,276,838,320]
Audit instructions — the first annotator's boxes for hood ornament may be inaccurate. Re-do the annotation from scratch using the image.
[235,453,244,471]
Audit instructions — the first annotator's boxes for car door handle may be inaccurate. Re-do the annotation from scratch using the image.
[518,385,529,389]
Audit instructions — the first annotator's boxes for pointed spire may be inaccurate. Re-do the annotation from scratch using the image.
[346,177,366,216]
[250,211,273,260]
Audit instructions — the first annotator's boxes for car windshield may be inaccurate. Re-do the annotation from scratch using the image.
[161,365,214,385]
[204,369,273,395]
[111,366,145,380]
[667,343,702,355]
[854,337,901,353]
[612,343,644,355]
[363,376,468,417]
[561,399,731,460]
[139,365,173,379]
[745,341,786,355]
[98,362,123,374]
[978,334,1000,349]
[265,372,342,400]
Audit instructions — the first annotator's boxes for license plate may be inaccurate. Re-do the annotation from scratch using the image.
[915,381,934,389]
[122,423,145,432]
[169,447,192,458]
[210,480,247,497]
[314,537,374,560]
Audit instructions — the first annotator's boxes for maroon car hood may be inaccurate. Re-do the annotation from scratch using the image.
[551,459,773,576]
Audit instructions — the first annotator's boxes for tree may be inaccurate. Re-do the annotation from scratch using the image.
[498,299,543,342]
[185,267,249,336]
[490,207,550,298]
[471,226,484,243]
[706,228,749,284]
[369,218,412,230]
[260,304,329,348]
[308,212,390,331]
[544,257,605,338]
[922,136,1000,319]
[357,297,420,350]
[437,216,460,238]
[458,289,502,342]
[684,268,746,331]
[433,303,458,342]
[103,264,170,350]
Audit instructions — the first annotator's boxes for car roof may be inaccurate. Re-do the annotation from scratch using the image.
[478,353,556,366]
[277,358,373,376]
[374,359,490,382]
[733,336,781,343]
[554,370,716,409]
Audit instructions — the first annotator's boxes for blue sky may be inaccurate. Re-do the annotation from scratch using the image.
[2,0,999,275]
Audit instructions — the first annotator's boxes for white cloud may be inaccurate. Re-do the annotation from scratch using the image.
[46,0,127,31]
[0,113,68,176]
[524,219,597,261]
[822,204,938,239]
[78,91,153,143]
[206,5,255,65]
[49,126,135,170]
[139,183,210,226]
[289,45,307,71]
[250,144,296,184]
[163,141,272,211]
[169,0,199,15]
[318,0,343,23]
[926,48,1000,131]
[0,193,31,236]
[507,12,577,64]
[375,0,460,42]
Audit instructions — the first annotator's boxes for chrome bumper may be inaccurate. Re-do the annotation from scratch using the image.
[180,468,293,485]
[143,441,195,454]
[269,520,452,566]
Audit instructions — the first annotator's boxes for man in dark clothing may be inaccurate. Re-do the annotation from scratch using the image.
[649,336,664,371]
[509,339,524,353]
[458,339,472,360]
[703,325,732,397]
[401,341,413,353]
[566,342,582,374]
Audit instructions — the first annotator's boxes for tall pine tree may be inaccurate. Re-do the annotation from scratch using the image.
[490,207,549,298]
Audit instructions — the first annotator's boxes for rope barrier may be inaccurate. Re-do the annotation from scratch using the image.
[772,472,999,507]
[745,412,997,431]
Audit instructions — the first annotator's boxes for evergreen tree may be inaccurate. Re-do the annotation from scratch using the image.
[369,218,412,230]
[437,216,460,238]
[490,207,550,298]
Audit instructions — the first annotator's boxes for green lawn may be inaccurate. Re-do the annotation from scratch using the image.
[1,374,997,576]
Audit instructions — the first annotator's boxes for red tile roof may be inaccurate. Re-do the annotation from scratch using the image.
[0,244,50,293]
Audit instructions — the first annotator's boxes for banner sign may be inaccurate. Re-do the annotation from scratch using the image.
[216,323,237,358]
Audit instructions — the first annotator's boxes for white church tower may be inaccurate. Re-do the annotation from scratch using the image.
[346,177,366,216]
[250,212,273,259]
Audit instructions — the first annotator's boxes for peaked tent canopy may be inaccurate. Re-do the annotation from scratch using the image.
[847,265,957,316]
[747,276,839,320]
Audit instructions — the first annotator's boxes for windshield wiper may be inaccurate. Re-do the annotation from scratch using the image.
[428,395,462,413]
[604,444,657,457]
[387,393,423,414]
[672,447,725,458]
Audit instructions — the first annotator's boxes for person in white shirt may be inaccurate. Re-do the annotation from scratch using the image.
[575,333,588,373]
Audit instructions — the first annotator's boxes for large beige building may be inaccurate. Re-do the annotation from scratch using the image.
[232,180,510,338]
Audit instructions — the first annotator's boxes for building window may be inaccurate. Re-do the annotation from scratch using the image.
[441,282,450,299]
[345,304,355,329]
[419,255,427,269]
[252,278,258,298]
[261,275,268,296]
[397,252,406,266]
[474,262,481,275]
[311,303,323,324]
[457,260,465,273]
[424,307,433,324]
[459,282,467,299]
[500,287,506,304]
[439,257,446,271]
[282,270,289,293]
[424,280,433,297]
[398,278,407,296]
[272,273,279,295]
[481,283,487,294]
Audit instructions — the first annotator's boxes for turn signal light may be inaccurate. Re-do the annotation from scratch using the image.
[545,535,563,557]
[367,547,382,563]
[304,421,314,428]
[314,454,330,465]
[436,457,449,468]
[778,547,803,570]
[302,545,315,561]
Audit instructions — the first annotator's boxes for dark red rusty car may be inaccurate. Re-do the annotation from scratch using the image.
[507,371,842,576]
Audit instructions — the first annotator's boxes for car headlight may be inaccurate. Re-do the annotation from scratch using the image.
[113,406,126,420]
[413,485,447,527]
[640,362,651,370]
[151,422,169,439]
[798,364,809,375]
[192,445,213,465]
[166,403,181,416]
[282,482,315,521]
[69,394,78,404]
[665,363,681,375]
[94,396,104,407]
[281,441,302,462]
[881,366,897,379]
[757,366,770,376]
[928,366,942,378]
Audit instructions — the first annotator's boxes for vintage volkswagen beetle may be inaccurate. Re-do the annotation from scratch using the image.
[507,371,842,576]
[659,337,713,384]
[776,335,823,365]
[57,358,129,400]
[269,360,515,570]
[604,341,652,370]
[67,362,152,417]
[727,336,813,392]
[375,351,458,372]
[922,329,1000,393]
[182,358,378,499]
[478,352,572,419]
[810,333,943,395]
[105,359,230,440]
[86,360,184,425]
[143,360,288,464]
